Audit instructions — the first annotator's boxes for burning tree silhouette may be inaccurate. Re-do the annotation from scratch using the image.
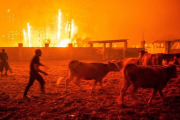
[71,34,91,47]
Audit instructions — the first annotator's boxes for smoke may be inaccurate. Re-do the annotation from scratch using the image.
[90,0,180,46]
[1,0,180,47]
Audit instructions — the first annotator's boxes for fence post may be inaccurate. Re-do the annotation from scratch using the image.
[90,43,93,53]
[68,43,73,59]
[123,41,127,58]
[165,41,170,54]
[89,43,93,48]
[89,43,94,58]
[103,43,106,60]
[108,43,112,59]
[141,41,145,48]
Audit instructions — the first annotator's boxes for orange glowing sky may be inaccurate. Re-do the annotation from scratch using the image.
[1,0,180,46]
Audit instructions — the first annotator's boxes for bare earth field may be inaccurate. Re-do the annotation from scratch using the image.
[0,60,180,120]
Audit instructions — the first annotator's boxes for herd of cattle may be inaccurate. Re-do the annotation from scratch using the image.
[61,50,180,105]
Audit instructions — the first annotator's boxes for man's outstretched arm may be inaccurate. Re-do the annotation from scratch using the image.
[33,63,48,75]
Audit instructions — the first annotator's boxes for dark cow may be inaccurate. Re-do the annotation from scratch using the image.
[119,63,177,105]
[162,53,180,65]
[65,60,120,92]
[138,50,179,66]
[163,53,179,62]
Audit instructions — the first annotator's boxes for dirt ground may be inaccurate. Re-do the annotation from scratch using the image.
[0,60,180,120]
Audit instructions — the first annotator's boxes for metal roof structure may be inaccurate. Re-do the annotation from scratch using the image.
[88,39,128,44]
[152,39,180,43]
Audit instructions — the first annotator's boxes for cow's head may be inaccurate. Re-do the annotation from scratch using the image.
[115,60,124,70]
[138,50,147,58]
[108,61,120,72]
[167,64,178,78]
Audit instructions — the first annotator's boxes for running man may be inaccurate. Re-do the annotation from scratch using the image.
[23,49,48,98]
[0,49,9,76]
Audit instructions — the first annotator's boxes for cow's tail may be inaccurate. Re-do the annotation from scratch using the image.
[123,65,129,82]
[57,66,70,85]
[57,77,65,85]
[57,60,78,85]
[123,64,134,83]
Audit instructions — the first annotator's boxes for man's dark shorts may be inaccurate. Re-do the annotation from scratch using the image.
[0,62,8,72]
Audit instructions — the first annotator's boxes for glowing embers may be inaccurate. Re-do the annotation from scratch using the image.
[22,9,77,47]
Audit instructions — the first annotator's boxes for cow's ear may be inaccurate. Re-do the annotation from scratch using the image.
[108,60,114,64]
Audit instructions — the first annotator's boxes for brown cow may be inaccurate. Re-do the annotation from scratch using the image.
[115,58,140,70]
[119,63,177,105]
[123,58,140,66]
[142,53,164,66]
[138,50,164,66]
[65,60,120,92]
[139,50,180,66]
[138,50,147,65]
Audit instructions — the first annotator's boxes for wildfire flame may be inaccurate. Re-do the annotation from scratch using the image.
[57,9,62,40]
[57,39,70,47]
[27,22,31,47]
[23,29,26,45]
[22,9,77,47]
[71,19,74,40]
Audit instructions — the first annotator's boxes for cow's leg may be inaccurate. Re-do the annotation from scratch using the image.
[91,80,98,93]
[159,89,165,101]
[130,85,138,100]
[119,81,130,105]
[65,74,74,92]
[75,78,83,90]
[148,89,158,105]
